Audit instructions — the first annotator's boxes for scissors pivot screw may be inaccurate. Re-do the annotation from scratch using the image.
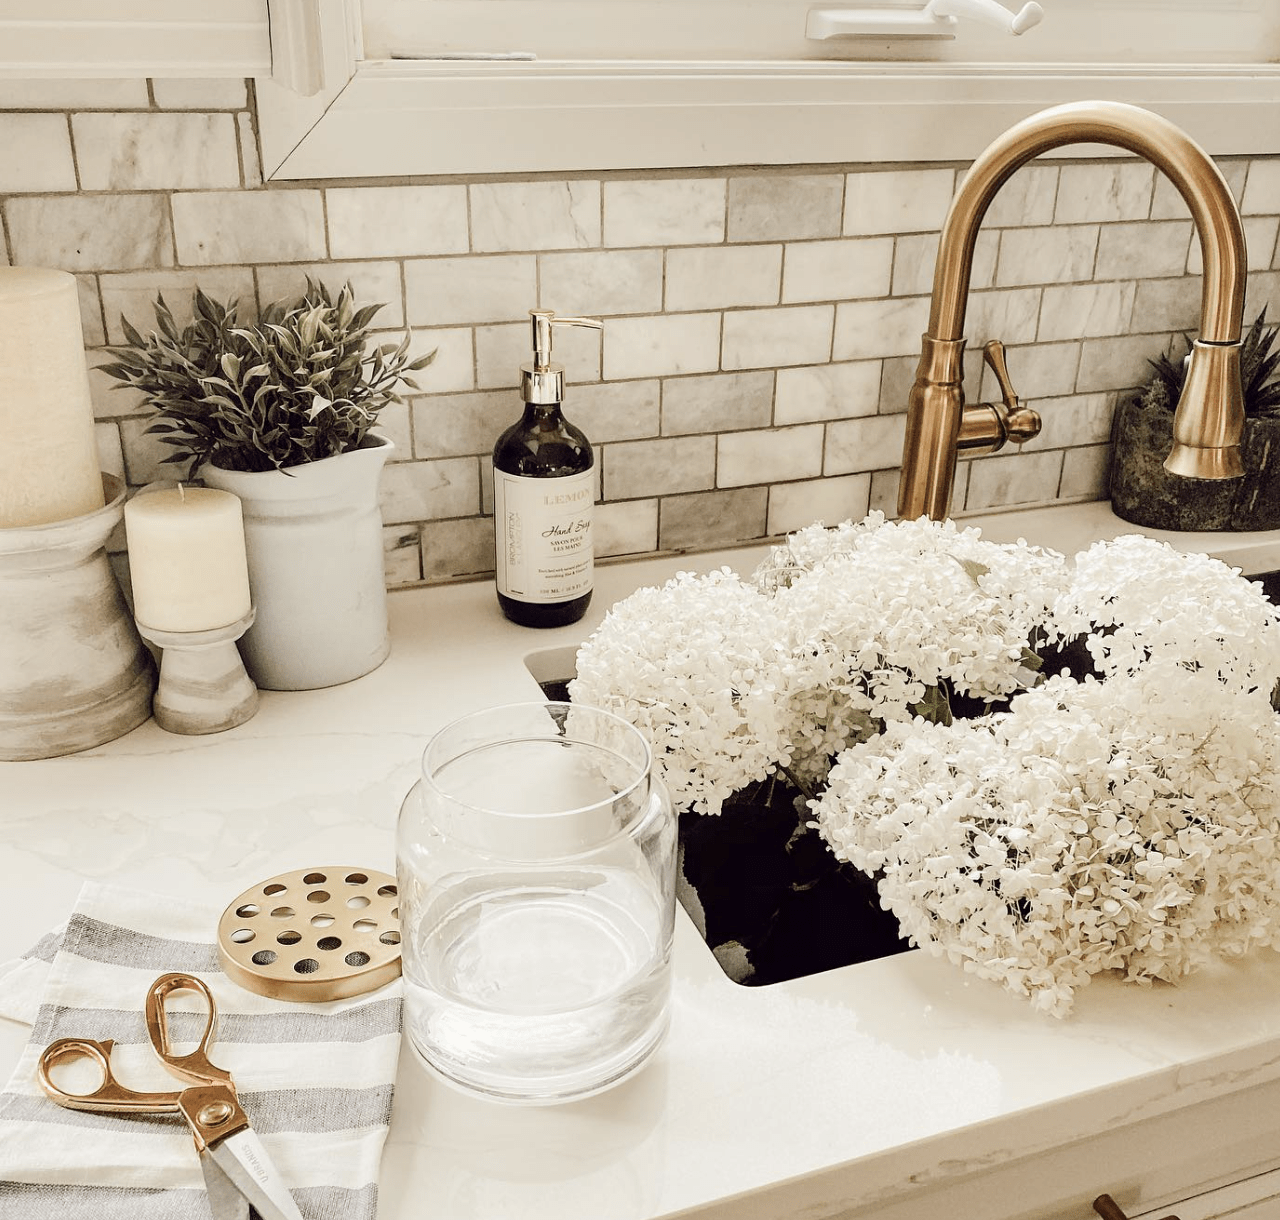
[198,1100,236,1127]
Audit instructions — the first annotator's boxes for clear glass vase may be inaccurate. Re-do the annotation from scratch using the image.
[397,701,677,1105]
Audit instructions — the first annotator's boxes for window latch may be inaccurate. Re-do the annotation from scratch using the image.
[806,0,1044,41]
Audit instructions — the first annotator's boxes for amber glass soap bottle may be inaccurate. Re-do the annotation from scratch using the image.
[493,310,603,628]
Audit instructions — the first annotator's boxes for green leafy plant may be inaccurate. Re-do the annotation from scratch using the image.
[1141,306,1280,419]
[101,280,434,477]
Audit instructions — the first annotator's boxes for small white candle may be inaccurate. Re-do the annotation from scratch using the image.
[124,487,252,632]
[0,267,105,528]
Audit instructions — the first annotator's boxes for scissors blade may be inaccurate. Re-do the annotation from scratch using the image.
[205,1128,305,1220]
[199,1151,251,1220]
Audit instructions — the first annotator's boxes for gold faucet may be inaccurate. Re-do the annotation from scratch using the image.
[897,100,1248,522]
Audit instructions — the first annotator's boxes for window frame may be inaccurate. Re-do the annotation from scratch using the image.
[257,0,1280,181]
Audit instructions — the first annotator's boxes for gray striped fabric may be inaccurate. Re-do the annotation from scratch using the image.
[0,883,402,1220]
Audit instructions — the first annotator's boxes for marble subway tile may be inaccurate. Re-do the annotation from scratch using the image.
[662,370,773,435]
[596,499,659,558]
[1094,220,1191,280]
[767,474,870,535]
[1248,271,1280,318]
[1076,333,1171,394]
[721,305,833,370]
[86,349,147,419]
[782,237,893,304]
[844,168,954,237]
[1038,281,1137,343]
[8,194,172,271]
[603,179,725,247]
[74,113,240,190]
[1053,162,1154,224]
[1152,160,1247,218]
[326,185,467,259]
[976,340,1081,404]
[413,390,508,459]
[478,320,599,389]
[1131,278,1200,334]
[774,360,879,425]
[95,422,124,481]
[375,401,411,458]
[879,354,918,415]
[238,112,262,188]
[471,180,601,252]
[603,435,715,499]
[1186,216,1278,274]
[380,457,480,523]
[172,190,324,265]
[75,275,105,347]
[833,296,930,361]
[717,424,823,488]
[383,524,423,586]
[403,327,474,394]
[255,261,403,325]
[1241,160,1280,216]
[1018,393,1113,451]
[966,288,1042,346]
[727,174,843,242]
[0,79,148,108]
[995,226,1098,287]
[151,79,248,109]
[868,467,901,517]
[421,516,495,582]
[0,114,76,192]
[540,249,663,317]
[573,380,660,444]
[1059,443,1112,500]
[912,229,998,296]
[101,267,254,349]
[963,449,1064,512]
[405,254,536,327]
[825,414,907,475]
[665,245,781,312]
[658,486,767,551]
[603,313,720,380]
[983,165,1059,228]
[119,417,179,485]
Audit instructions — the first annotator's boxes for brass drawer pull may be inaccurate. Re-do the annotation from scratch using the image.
[1094,1193,1182,1220]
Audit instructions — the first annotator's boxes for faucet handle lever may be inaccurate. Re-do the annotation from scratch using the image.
[982,340,1041,444]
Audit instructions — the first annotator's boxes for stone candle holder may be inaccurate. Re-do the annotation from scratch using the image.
[135,607,259,735]
[0,473,156,761]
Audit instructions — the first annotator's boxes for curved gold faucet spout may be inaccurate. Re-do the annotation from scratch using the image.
[898,100,1247,521]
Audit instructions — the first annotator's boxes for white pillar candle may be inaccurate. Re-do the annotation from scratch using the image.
[124,487,252,632]
[0,267,106,528]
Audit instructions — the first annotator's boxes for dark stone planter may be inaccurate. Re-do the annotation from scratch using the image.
[1110,394,1280,532]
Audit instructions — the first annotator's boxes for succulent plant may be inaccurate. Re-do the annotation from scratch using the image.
[101,280,434,478]
[1141,306,1280,420]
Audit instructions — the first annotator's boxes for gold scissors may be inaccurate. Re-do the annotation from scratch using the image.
[38,972,304,1220]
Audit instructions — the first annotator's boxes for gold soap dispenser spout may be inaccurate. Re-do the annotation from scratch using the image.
[522,310,603,405]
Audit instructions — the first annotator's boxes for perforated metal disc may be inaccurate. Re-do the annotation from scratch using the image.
[217,866,401,1001]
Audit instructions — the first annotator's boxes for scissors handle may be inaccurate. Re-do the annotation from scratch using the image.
[38,1037,183,1114]
[145,973,235,1089]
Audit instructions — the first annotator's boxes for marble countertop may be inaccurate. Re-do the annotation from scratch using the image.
[5,500,1280,1220]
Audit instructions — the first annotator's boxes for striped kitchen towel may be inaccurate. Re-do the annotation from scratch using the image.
[0,882,403,1220]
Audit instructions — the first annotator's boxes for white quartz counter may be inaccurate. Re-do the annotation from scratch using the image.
[5,501,1280,1220]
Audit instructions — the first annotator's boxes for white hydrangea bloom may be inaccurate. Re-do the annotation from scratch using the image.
[759,514,1068,786]
[568,568,793,815]
[814,673,1280,1017]
[1056,534,1280,699]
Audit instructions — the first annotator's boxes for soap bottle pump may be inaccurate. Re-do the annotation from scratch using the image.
[492,310,603,628]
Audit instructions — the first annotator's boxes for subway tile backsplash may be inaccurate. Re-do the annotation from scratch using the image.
[4,80,1280,589]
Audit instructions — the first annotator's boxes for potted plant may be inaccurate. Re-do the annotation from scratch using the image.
[102,282,433,691]
[1109,307,1280,531]
[568,514,1280,1016]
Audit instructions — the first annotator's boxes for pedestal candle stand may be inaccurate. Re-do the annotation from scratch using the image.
[0,474,156,761]
[135,608,259,735]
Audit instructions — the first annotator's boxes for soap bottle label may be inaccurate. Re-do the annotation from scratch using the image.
[493,468,594,604]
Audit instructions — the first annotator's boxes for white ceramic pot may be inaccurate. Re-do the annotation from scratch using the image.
[201,433,393,691]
